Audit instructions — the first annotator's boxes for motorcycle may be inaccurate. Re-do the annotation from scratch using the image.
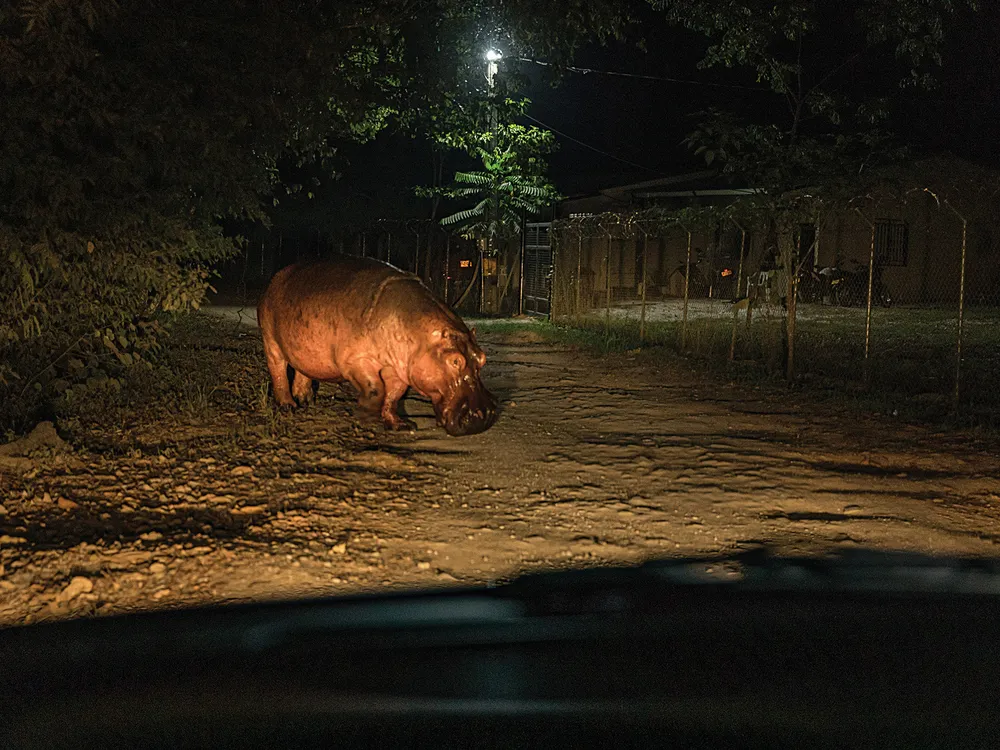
[818,262,892,308]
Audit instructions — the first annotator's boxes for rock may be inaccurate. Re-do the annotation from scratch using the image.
[230,466,254,476]
[0,504,7,515]
[149,562,166,574]
[0,421,69,458]
[105,550,153,568]
[232,505,267,515]
[416,561,431,570]
[140,531,164,542]
[0,455,34,472]
[152,588,171,600]
[331,542,347,554]
[56,576,93,603]
[57,497,79,511]
[436,572,458,582]
[0,535,27,546]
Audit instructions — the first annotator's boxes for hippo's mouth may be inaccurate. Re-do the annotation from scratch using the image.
[435,382,498,437]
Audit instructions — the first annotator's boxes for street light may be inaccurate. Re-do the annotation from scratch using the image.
[485,48,502,89]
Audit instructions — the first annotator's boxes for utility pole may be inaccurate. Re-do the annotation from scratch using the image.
[482,48,502,314]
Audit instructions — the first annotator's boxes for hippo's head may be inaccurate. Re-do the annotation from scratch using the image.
[410,326,498,436]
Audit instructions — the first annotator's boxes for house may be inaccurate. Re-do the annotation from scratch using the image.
[549,159,1000,311]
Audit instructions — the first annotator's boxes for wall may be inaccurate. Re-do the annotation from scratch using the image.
[818,194,975,305]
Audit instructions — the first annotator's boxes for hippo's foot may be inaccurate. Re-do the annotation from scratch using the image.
[292,376,316,407]
[383,414,417,432]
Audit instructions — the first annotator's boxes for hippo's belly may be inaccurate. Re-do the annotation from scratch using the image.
[275,314,345,382]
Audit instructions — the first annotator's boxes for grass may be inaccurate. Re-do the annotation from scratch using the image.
[496,303,1000,430]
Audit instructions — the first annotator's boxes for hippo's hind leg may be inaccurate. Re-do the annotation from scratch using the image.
[291,370,317,407]
[262,332,295,409]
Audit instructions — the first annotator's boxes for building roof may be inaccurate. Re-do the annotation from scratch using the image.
[563,169,759,204]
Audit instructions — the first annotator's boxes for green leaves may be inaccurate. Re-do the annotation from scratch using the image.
[419,114,562,242]
[657,0,977,195]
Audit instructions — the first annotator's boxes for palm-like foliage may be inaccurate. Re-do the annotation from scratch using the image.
[438,170,556,237]
[420,121,562,241]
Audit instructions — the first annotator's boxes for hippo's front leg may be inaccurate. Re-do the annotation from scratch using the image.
[380,367,416,431]
[344,359,384,415]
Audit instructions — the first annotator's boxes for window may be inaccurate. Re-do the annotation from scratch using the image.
[875,220,908,266]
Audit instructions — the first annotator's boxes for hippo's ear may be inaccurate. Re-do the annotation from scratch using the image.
[469,326,477,342]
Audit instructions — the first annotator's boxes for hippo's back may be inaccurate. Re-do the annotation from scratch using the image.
[259,257,408,325]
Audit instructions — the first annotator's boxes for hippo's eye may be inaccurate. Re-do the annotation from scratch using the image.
[449,354,466,371]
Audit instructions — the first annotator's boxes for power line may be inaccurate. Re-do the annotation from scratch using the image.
[518,57,765,91]
[519,112,665,175]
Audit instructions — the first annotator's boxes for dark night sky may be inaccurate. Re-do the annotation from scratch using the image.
[308,4,1000,227]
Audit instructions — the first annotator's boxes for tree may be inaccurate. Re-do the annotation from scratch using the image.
[424,119,561,236]
[649,0,979,377]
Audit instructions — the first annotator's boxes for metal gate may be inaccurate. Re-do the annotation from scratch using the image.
[522,222,552,316]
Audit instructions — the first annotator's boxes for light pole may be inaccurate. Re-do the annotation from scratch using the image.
[482,48,502,313]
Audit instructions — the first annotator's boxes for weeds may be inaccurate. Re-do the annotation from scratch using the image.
[501,305,1000,430]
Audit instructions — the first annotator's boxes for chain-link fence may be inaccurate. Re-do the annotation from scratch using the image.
[549,163,1000,424]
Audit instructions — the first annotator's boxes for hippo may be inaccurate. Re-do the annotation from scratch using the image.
[256,256,498,436]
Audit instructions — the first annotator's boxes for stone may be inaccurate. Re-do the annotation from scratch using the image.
[56,576,93,603]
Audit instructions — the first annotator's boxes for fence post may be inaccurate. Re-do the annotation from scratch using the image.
[386,231,392,265]
[518,230,526,316]
[479,240,486,315]
[605,228,612,338]
[729,221,747,361]
[946,201,968,410]
[575,232,583,324]
[854,209,876,387]
[443,233,451,304]
[639,229,648,344]
[361,232,367,258]
[412,224,421,276]
[681,227,692,350]
[784,220,798,382]
[548,233,556,321]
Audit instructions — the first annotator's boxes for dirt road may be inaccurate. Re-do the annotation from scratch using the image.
[2,311,1000,626]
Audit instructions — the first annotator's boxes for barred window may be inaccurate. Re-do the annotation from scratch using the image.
[875,220,908,266]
